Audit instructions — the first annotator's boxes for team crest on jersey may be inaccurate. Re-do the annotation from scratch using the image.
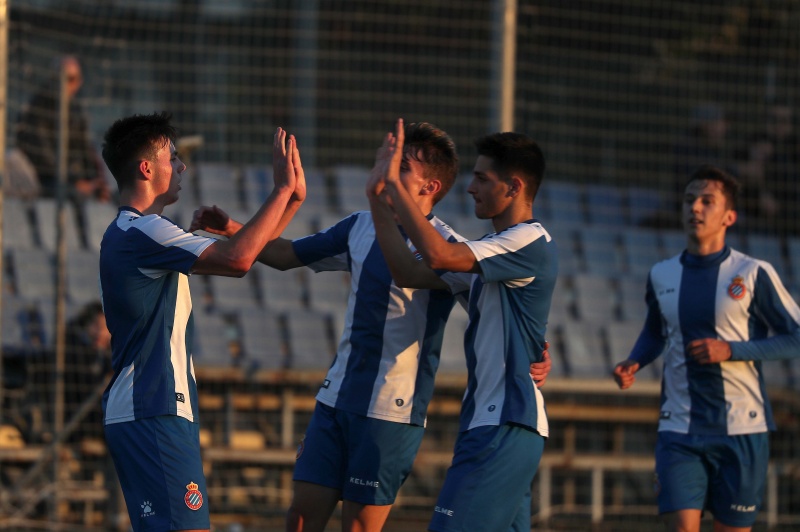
[184,481,203,510]
[727,275,747,300]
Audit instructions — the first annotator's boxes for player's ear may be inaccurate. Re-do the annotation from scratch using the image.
[508,176,524,197]
[723,209,737,227]
[138,160,152,179]
[421,179,442,197]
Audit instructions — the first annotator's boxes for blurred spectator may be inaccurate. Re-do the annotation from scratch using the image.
[64,301,111,443]
[15,55,109,203]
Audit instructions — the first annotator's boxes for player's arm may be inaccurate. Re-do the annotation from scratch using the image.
[190,130,306,272]
[366,132,447,289]
[377,119,478,274]
[613,277,665,389]
[192,128,298,276]
[531,342,551,388]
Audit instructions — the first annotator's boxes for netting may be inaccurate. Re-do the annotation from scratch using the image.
[2,1,800,530]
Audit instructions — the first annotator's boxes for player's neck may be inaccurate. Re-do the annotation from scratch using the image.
[686,235,727,256]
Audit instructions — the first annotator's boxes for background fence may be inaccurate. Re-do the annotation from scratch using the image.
[2,1,800,530]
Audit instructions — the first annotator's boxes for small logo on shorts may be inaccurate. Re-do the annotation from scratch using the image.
[322,379,331,389]
[488,405,496,412]
[749,411,758,418]
[296,436,305,460]
[184,481,203,511]
[176,392,185,403]
[140,500,155,518]
[395,398,404,407]
[434,505,454,517]
[727,276,747,300]
[730,503,756,513]
[660,411,671,419]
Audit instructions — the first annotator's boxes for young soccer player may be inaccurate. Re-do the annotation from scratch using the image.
[99,112,305,532]
[368,119,556,531]
[612,165,800,532]
[189,121,552,532]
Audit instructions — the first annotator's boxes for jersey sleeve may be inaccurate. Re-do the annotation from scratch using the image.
[464,224,549,283]
[134,215,215,274]
[291,212,358,272]
[729,264,800,361]
[628,275,667,367]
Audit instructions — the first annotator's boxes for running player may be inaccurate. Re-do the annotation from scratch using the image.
[99,112,305,532]
[612,165,800,532]
[368,119,556,531]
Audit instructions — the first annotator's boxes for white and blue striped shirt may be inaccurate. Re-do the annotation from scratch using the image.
[100,207,215,425]
[630,246,800,435]
[439,220,557,435]
[292,211,465,426]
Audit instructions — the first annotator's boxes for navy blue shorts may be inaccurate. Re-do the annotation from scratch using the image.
[105,416,209,532]
[293,402,424,505]
[429,423,545,532]
[655,430,768,527]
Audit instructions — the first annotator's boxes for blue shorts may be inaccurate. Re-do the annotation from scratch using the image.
[104,416,209,532]
[293,402,424,505]
[655,431,769,528]
[429,423,545,532]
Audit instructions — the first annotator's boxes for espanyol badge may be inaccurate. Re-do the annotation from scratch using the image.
[727,275,746,300]
[184,481,203,510]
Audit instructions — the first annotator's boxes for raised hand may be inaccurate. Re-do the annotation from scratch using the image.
[272,127,297,194]
[366,131,396,199]
[190,205,238,237]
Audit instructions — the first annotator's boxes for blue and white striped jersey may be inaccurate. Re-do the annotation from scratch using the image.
[292,211,465,426]
[630,246,800,436]
[439,220,557,435]
[100,207,215,425]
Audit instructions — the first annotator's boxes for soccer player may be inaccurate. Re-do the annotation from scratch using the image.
[612,165,800,532]
[99,112,305,532]
[368,119,556,532]
[189,121,552,532]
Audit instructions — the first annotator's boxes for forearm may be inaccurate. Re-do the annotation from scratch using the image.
[729,327,800,361]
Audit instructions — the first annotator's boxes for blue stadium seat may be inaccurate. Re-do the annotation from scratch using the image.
[207,273,263,312]
[745,234,788,281]
[539,180,585,225]
[557,319,611,379]
[621,227,662,281]
[572,273,618,325]
[585,184,626,226]
[236,309,286,369]
[331,164,370,214]
[2,198,35,251]
[66,249,101,306]
[627,185,666,227]
[192,307,239,367]
[195,162,243,209]
[605,321,662,381]
[284,308,335,370]
[579,226,624,277]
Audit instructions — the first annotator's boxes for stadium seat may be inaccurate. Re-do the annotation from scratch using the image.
[192,307,239,367]
[10,248,56,302]
[1,294,45,348]
[236,309,286,369]
[538,180,586,225]
[572,273,618,325]
[585,184,626,226]
[83,200,118,252]
[66,248,101,306]
[627,185,666,227]
[2,198,36,251]
[330,164,370,214]
[579,226,624,277]
[207,273,263,312]
[32,198,84,252]
[659,230,685,258]
[545,220,581,276]
[259,267,307,310]
[621,227,663,281]
[284,308,335,370]
[557,319,611,378]
[447,214,493,241]
[195,162,243,209]
[617,277,647,322]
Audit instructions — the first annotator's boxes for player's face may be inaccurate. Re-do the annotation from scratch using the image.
[152,140,186,206]
[467,155,513,220]
[683,179,735,244]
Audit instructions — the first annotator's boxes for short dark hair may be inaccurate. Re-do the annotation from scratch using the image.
[686,165,739,210]
[403,122,459,204]
[474,132,545,201]
[102,111,177,190]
